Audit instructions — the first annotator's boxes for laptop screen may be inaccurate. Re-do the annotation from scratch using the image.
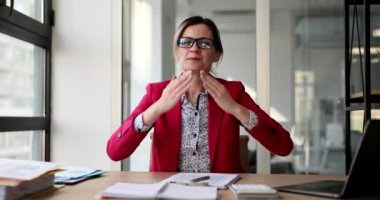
[277,120,380,198]
[342,119,380,197]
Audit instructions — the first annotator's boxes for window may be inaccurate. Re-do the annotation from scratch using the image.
[270,0,345,175]
[0,0,53,161]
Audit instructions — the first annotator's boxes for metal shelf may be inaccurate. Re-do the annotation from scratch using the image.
[344,0,377,174]
[350,90,380,103]
[345,104,380,111]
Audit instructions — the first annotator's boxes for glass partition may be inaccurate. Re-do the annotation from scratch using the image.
[270,0,345,174]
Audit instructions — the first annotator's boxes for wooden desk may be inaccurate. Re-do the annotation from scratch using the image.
[28,171,375,200]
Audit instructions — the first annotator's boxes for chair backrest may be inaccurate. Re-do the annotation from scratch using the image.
[239,135,250,173]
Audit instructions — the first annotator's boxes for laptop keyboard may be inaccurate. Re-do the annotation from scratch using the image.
[290,180,344,193]
[277,180,345,197]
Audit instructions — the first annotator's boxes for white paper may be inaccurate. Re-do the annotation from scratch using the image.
[165,173,240,188]
[158,183,217,200]
[54,166,98,179]
[0,158,58,180]
[100,182,163,199]
[100,181,217,200]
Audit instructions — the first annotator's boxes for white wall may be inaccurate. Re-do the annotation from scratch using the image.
[51,0,114,170]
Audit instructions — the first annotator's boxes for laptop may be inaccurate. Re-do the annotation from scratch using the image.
[277,119,380,198]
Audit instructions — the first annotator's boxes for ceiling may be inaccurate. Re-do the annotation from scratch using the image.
[175,0,344,33]
[176,0,380,38]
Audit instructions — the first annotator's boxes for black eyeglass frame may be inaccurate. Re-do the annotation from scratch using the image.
[177,37,215,49]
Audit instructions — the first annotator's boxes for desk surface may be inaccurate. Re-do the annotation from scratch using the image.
[28,171,375,200]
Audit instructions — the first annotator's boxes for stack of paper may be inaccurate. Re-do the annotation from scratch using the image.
[0,158,58,200]
[54,166,104,184]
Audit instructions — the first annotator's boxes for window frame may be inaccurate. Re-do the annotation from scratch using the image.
[0,0,53,161]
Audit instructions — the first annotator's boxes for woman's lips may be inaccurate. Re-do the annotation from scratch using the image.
[187,57,201,60]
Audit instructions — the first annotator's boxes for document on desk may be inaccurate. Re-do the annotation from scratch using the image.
[164,173,240,189]
[54,166,104,184]
[99,181,217,200]
[159,183,217,200]
[99,182,163,199]
[0,158,58,181]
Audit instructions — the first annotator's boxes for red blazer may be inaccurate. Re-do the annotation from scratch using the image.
[107,78,293,173]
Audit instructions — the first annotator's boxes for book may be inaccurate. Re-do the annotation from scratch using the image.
[229,184,279,199]
[54,166,104,184]
[164,173,240,189]
[0,174,55,200]
[99,181,217,200]
[0,159,58,200]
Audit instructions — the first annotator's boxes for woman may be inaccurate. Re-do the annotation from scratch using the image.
[107,16,293,173]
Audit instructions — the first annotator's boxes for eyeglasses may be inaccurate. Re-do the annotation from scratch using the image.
[177,37,214,49]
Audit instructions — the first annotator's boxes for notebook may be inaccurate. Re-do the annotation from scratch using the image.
[277,119,380,198]
[164,173,240,189]
[99,181,217,200]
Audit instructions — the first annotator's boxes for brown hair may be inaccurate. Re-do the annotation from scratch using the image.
[173,16,223,61]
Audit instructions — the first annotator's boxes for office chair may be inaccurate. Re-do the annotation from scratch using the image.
[239,135,250,173]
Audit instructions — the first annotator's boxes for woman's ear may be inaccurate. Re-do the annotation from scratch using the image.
[214,52,221,62]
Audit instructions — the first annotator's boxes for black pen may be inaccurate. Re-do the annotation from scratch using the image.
[169,175,211,187]
[191,175,211,183]
[169,181,209,187]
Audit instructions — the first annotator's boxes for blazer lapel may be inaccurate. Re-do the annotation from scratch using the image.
[208,95,223,169]
[167,100,182,171]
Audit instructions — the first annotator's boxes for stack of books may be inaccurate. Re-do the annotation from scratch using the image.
[0,158,58,200]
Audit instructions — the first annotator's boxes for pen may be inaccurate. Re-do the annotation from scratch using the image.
[157,181,169,194]
[168,175,211,187]
[191,175,211,182]
[169,181,209,187]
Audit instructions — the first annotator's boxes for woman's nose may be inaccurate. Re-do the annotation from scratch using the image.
[190,42,200,52]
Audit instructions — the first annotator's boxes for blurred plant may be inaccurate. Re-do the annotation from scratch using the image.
[377,49,380,58]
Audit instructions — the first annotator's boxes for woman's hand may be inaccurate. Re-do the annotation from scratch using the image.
[142,71,192,127]
[156,70,192,113]
[200,70,237,114]
[200,70,250,124]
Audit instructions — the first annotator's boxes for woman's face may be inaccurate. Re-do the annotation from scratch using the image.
[176,24,220,73]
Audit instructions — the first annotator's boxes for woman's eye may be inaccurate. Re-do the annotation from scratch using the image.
[183,41,192,45]
[200,42,211,48]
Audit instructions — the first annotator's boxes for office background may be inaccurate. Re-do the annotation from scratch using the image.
[1,0,379,175]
